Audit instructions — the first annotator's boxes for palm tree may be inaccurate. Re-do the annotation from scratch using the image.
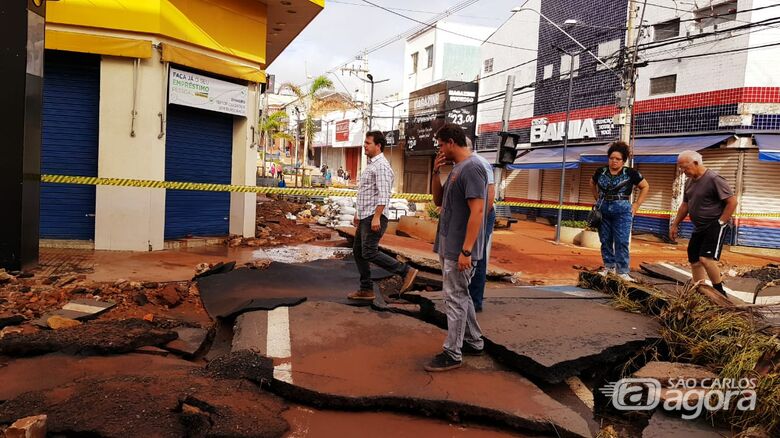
[279,76,352,170]
[259,110,294,177]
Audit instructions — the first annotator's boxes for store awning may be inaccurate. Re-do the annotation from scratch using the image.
[507,144,609,170]
[580,135,732,164]
[755,134,780,162]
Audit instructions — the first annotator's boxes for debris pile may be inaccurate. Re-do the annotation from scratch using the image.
[580,270,780,436]
[318,196,414,228]
[0,269,204,337]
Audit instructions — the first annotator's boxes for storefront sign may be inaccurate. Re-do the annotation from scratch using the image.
[405,81,478,154]
[530,117,601,143]
[335,120,350,142]
[169,68,248,117]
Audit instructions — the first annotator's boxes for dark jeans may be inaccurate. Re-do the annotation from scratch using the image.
[468,208,496,311]
[598,200,632,274]
[353,216,409,291]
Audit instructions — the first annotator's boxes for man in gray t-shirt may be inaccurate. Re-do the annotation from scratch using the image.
[424,123,487,372]
[671,150,738,297]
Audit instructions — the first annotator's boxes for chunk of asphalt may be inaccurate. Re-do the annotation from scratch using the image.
[410,289,661,384]
[250,301,592,438]
[0,319,177,357]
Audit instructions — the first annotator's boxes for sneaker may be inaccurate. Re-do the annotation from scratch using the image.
[399,267,419,294]
[598,268,614,277]
[347,290,375,300]
[424,352,462,372]
[462,343,484,356]
[618,273,635,283]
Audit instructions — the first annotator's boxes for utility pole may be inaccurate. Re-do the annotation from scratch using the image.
[621,0,638,147]
[494,75,515,199]
[555,50,579,245]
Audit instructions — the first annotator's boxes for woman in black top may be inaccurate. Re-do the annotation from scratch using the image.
[588,141,650,281]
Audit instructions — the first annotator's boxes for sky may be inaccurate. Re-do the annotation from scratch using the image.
[266,0,523,118]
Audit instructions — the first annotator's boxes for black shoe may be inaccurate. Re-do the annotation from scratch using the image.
[462,343,484,356]
[424,352,462,372]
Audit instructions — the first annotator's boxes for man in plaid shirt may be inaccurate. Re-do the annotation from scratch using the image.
[349,131,418,300]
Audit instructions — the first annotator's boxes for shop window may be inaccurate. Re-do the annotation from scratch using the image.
[484,57,493,74]
[650,74,677,95]
[411,52,418,74]
[425,45,434,69]
[560,54,580,79]
[654,19,680,41]
[597,39,621,71]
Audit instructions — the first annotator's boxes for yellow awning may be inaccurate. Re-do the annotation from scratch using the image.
[45,30,153,58]
[161,44,265,83]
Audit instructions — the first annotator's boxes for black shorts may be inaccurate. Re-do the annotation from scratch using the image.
[688,221,730,263]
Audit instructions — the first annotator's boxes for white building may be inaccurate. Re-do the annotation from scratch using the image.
[403,21,495,98]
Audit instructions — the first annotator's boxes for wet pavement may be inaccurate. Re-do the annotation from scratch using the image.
[236,301,592,437]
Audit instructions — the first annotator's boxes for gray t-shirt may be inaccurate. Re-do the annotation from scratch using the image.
[433,155,488,261]
[684,169,734,231]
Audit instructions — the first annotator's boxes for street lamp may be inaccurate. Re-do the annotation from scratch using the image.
[359,73,389,130]
[510,7,621,79]
[512,6,617,244]
[381,102,404,132]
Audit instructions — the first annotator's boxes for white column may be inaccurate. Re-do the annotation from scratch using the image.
[229,83,258,238]
[94,54,166,251]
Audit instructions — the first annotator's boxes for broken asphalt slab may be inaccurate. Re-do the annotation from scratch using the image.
[32,298,116,328]
[408,287,660,384]
[162,326,213,358]
[196,258,393,318]
[642,411,732,438]
[336,227,514,279]
[236,302,592,438]
[0,354,288,438]
[0,319,177,357]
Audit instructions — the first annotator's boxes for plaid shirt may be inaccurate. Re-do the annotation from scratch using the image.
[356,153,394,219]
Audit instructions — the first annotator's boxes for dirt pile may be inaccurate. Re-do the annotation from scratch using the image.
[0,269,208,331]
[225,198,333,248]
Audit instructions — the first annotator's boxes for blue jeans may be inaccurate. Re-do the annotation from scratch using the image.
[468,208,495,311]
[598,200,632,274]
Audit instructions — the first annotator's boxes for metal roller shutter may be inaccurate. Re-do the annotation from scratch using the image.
[635,164,676,211]
[165,105,233,239]
[40,51,100,240]
[633,164,676,235]
[737,149,780,248]
[541,169,575,202]
[700,148,739,191]
[578,164,602,205]
[503,169,530,200]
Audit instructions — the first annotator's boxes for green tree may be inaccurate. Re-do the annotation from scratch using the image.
[279,75,351,168]
[259,110,294,176]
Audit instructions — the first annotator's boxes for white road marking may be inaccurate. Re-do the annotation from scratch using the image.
[267,307,293,384]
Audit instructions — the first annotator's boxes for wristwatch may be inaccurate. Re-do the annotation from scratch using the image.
[461,249,472,257]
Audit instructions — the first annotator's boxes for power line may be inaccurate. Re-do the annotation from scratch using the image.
[644,39,780,63]
[327,0,500,20]
[360,0,537,52]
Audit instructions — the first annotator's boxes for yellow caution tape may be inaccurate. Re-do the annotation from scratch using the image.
[40,174,780,218]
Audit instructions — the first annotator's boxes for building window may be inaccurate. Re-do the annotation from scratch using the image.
[425,45,434,69]
[484,58,494,74]
[560,54,580,79]
[650,74,677,95]
[695,3,737,29]
[597,39,621,71]
[654,19,680,41]
[543,64,554,80]
[411,52,418,74]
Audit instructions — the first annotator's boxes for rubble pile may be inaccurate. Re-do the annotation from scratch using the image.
[317,196,413,228]
[0,269,203,336]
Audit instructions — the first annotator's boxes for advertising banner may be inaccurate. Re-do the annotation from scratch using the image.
[169,68,248,117]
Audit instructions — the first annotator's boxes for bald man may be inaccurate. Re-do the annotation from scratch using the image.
[670,150,738,296]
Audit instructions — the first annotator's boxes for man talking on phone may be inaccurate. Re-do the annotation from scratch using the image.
[425,123,488,372]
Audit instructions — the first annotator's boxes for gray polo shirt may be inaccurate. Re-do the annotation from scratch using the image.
[433,155,488,261]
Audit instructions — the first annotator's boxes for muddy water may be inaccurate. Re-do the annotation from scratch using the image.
[282,406,527,437]
[251,245,352,264]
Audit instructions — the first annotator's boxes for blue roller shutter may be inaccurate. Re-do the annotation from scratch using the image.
[165,105,233,239]
[40,51,100,240]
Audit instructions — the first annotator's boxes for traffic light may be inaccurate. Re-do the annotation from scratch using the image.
[497,131,521,166]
